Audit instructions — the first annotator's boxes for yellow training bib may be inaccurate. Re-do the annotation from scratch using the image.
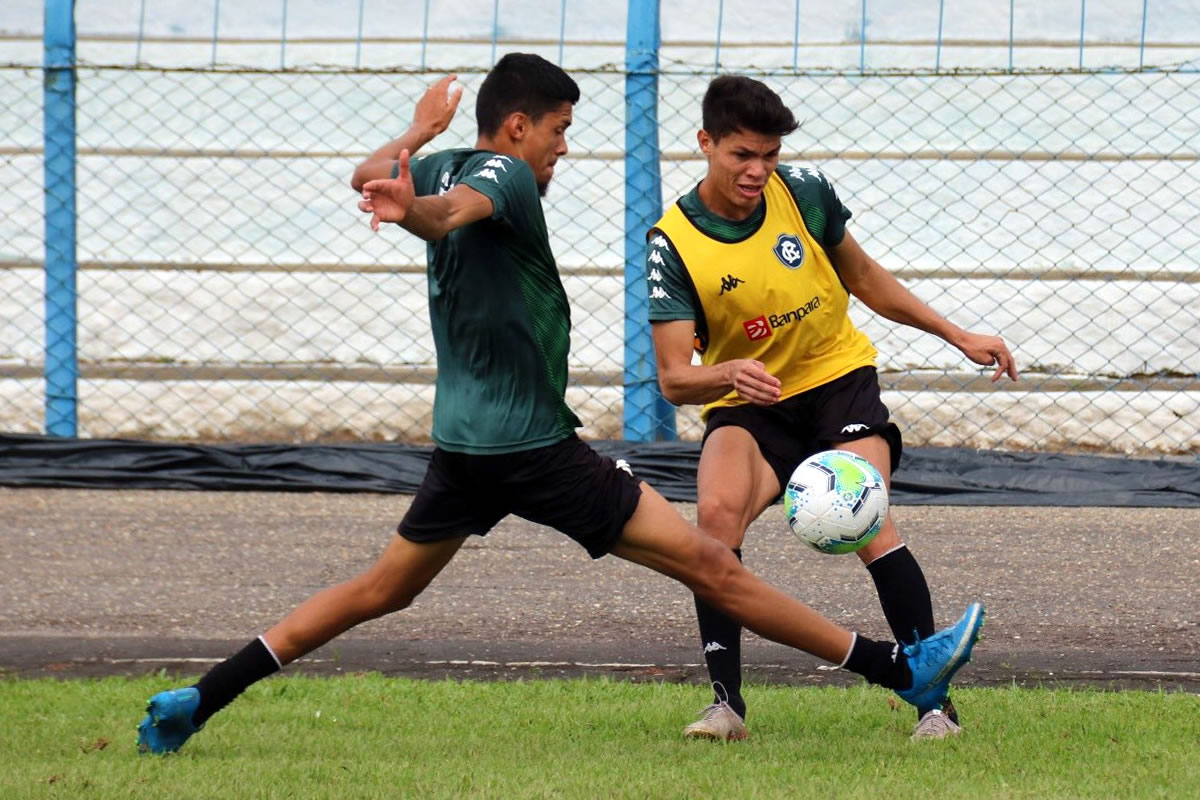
[653,172,877,417]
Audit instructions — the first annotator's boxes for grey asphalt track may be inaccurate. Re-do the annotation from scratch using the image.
[2,488,1197,693]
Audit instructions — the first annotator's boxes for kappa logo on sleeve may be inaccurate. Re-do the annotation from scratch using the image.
[473,168,500,183]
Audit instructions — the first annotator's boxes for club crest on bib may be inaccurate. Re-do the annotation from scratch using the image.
[773,233,805,270]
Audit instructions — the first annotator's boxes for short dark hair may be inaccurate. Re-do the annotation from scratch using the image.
[701,75,798,141]
[475,53,581,136]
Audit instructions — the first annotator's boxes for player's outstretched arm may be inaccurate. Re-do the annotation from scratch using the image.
[651,320,782,405]
[350,74,463,192]
[832,230,1019,382]
[359,150,493,241]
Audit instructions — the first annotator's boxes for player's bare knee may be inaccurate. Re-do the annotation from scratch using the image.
[695,495,745,547]
[686,536,744,601]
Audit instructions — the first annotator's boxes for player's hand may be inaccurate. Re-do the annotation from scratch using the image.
[726,359,782,405]
[359,150,415,231]
[956,331,1019,382]
[412,74,463,139]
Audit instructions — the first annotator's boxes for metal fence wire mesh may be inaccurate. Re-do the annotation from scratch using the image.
[1,58,1198,454]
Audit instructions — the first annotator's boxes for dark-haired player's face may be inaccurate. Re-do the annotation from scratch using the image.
[698,128,781,219]
[522,102,573,196]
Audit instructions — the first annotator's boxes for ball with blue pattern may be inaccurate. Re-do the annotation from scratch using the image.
[783,449,888,555]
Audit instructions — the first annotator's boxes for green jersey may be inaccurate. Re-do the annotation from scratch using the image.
[408,149,581,453]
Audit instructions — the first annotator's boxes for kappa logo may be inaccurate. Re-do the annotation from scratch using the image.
[614,458,634,477]
[703,641,728,653]
[648,268,663,282]
[649,234,669,249]
[743,315,772,341]
[841,423,869,434]
[787,164,823,182]
[648,249,666,266]
[773,233,805,269]
[482,157,509,172]
[650,286,671,300]
[718,274,744,295]
[474,168,500,183]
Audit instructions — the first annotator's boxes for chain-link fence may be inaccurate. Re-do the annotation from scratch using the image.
[2,1,1198,455]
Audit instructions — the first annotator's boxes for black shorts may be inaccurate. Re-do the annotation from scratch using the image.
[702,366,902,493]
[398,434,643,559]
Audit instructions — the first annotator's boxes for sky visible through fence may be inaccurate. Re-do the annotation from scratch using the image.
[1,1,1198,453]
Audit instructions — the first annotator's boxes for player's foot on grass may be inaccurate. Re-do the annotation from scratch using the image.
[911,708,963,740]
[682,700,748,741]
[136,687,202,754]
[897,602,985,712]
[933,696,959,725]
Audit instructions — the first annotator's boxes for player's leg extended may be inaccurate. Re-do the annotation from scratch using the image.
[838,434,957,735]
[611,484,984,718]
[687,427,781,737]
[615,485,881,665]
[262,534,466,663]
[137,535,464,754]
[613,484,849,660]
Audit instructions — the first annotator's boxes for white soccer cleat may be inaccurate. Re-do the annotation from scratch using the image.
[911,708,963,740]
[682,700,748,742]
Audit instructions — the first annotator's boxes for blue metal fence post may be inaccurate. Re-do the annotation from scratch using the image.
[623,0,675,441]
[43,0,79,437]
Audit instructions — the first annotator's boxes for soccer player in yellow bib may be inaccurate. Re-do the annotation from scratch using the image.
[647,76,1019,741]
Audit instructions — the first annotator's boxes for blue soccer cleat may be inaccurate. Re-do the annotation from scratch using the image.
[136,687,203,755]
[897,602,985,712]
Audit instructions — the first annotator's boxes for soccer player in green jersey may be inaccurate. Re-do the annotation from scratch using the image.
[136,55,987,756]
[646,75,1018,741]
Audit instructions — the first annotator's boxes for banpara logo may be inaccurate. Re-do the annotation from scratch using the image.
[743,316,772,341]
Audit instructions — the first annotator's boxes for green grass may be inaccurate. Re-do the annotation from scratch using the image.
[2,675,1197,799]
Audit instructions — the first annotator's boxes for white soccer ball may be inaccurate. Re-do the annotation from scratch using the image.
[783,449,888,555]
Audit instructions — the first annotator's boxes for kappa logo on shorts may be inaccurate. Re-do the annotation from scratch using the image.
[772,233,805,270]
[743,315,773,341]
[614,458,634,477]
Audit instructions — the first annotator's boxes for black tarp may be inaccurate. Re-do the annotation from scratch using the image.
[2,433,1199,506]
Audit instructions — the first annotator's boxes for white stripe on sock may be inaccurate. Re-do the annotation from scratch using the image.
[839,632,857,668]
[258,635,283,670]
[862,542,907,567]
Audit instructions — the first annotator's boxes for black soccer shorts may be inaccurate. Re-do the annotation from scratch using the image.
[398,434,643,559]
[702,365,903,493]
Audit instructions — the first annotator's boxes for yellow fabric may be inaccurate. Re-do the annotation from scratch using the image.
[653,172,876,417]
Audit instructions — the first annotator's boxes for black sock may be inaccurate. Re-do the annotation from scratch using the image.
[693,548,745,719]
[867,546,948,716]
[842,634,912,691]
[867,546,935,645]
[192,637,282,727]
